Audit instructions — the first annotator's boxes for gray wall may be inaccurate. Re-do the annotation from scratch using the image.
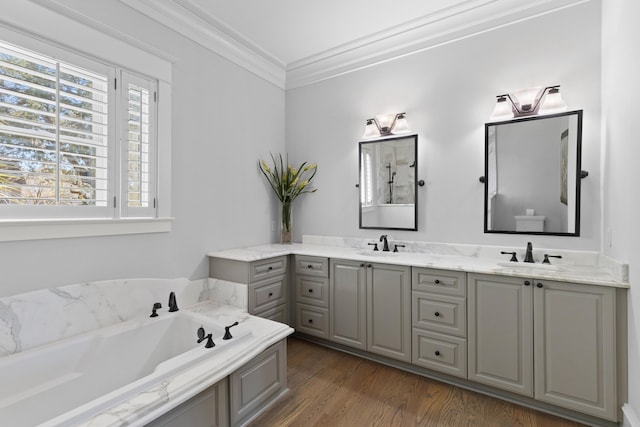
[602,0,640,424]
[286,1,601,251]
[0,1,285,298]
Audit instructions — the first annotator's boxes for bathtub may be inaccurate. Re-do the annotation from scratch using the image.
[0,309,251,427]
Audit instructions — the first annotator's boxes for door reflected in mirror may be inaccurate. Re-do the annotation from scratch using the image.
[484,110,583,236]
[359,134,418,230]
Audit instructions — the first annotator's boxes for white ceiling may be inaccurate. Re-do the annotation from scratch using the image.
[183,0,480,66]
[120,0,589,88]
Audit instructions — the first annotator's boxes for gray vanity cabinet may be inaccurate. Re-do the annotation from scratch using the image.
[209,255,289,324]
[412,267,467,378]
[329,259,411,363]
[469,273,618,421]
[293,255,330,338]
[533,279,617,421]
[329,259,367,349]
[468,273,533,396]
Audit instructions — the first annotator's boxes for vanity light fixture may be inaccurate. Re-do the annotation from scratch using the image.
[489,85,568,121]
[362,112,410,138]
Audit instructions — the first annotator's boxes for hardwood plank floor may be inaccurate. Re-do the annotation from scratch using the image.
[248,337,586,427]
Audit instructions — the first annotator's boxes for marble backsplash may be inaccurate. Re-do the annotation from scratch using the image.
[301,234,628,282]
[0,277,248,358]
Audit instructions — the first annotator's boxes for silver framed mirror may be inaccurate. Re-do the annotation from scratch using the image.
[359,134,418,230]
[484,110,583,236]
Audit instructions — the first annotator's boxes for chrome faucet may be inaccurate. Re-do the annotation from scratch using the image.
[523,242,534,263]
[379,234,390,252]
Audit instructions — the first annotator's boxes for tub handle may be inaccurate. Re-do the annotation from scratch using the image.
[223,321,240,340]
[150,302,162,318]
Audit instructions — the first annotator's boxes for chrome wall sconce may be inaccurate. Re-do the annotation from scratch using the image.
[362,112,410,139]
[489,85,568,122]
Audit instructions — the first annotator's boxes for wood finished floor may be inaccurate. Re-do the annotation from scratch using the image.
[248,337,586,427]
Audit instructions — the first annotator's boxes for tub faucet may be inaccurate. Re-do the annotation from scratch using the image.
[379,234,390,252]
[168,292,179,312]
[524,242,534,263]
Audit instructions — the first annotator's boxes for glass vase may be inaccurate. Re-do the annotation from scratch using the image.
[280,201,292,244]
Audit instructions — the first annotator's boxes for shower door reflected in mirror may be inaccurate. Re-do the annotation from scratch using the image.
[484,110,583,236]
[359,134,417,230]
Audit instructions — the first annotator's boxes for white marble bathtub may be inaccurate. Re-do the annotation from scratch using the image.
[1,310,249,426]
[0,278,293,427]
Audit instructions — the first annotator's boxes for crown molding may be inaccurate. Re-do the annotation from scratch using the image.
[285,0,590,89]
[119,0,286,89]
[33,0,590,91]
[26,0,178,65]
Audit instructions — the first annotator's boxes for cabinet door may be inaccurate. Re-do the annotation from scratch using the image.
[329,259,367,350]
[534,280,617,420]
[367,263,411,362]
[468,273,533,396]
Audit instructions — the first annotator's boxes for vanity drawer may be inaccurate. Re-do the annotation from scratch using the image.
[294,255,329,278]
[250,256,288,282]
[295,304,329,338]
[412,292,466,337]
[295,276,329,307]
[249,276,287,314]
[412,267,466,296]
[412,328,467,378]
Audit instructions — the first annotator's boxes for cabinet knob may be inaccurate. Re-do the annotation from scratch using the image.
[524,281,531,286]
[308,289,313,293]
[268,266,273,270]
[307,264,313,269]
[537,283,543,288]
[360,263,365,267]
[367,264,372,268]
[434,279,440,284]
[435,350,441,356]
[308,319,313,323]
[268,292,273,297]
[434,312,440,317]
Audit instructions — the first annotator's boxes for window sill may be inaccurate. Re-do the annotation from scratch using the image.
[0,218,173,242]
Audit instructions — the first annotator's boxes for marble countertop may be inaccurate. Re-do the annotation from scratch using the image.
[207,243,629,289]
[75,301,294,427]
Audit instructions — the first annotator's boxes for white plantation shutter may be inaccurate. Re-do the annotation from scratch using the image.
[119,71,156,218]
[0,38,158,220]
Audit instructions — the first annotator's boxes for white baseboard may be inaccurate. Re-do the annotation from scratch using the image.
[623,403,640,427]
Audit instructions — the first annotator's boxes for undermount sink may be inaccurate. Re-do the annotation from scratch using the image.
[357,251,400,257]
[496,262,560,271]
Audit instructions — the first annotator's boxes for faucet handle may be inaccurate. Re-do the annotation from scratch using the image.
[542,254,563,264]
[150,302,162,318]
[223,321,239,340]
[367,242,379,251]
[500,251,518,262]
[393,244,405,253]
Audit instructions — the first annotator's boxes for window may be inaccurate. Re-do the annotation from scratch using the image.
[0,39,157,220]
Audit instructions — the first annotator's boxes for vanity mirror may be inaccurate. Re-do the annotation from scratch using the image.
[484,110,583,236]
[359,134,418,230]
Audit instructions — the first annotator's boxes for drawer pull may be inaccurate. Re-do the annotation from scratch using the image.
[268,292,273,297]
[434,279,441,284]
[268,266,273,270]
[524,280,531,286]
[435,350,441,356]
[367,264,372,268]
[307,264,313,269]
[360,263,365,267]
[308,289,313,293]
[308,319,313,324]
[434,312,440,317]
[537,283,543,288]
